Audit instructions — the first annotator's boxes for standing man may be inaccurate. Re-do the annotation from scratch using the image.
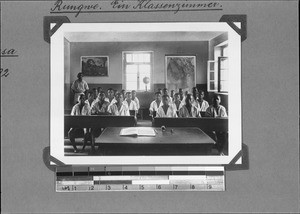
[71,72,89,104]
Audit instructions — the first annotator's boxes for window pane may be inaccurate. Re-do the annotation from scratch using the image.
[126,54,132,62]
[138,54,144,63]
[220,69,228,81]
[133,54,139,62]
[143,54,151,62]
[210,81,217,90]
[126,73,137,82]
[139,64,150,73]
[139,71,151,91]
[210,72,215,81]
[220,58,228,69]
[220,81,228,91]
[208,61,215,71]
[126,64,138,73]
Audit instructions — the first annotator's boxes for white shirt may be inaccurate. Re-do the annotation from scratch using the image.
[108,103,130,116]
[149,100,163,112]
[156,105,177,118]
[71,79,89,93]
[105,97,117,105]
[71,102,91,116]
[90,100,110,114]
[197,100,209,111]
[205,105,228,118]
[71,79,89,104]
[123,100,138,111]
[170,100,183,112]
[178,105,201,118]
[132,97,140,110]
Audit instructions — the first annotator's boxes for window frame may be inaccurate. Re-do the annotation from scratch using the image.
[122,51,154,92]
[207,41,229,93]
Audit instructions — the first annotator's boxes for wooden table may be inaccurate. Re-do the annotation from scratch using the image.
[95,127,216,155]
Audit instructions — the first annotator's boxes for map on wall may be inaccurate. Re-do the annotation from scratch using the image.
[165,56,196,91]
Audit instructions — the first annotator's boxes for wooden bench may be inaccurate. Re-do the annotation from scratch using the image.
[65,115,135,129]
[65,115,136,149]
[152,117,228,132]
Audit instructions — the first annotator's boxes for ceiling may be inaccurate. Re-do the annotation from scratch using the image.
[64,31,226,42]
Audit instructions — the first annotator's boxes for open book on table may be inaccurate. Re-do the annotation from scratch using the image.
[120,127,156,137]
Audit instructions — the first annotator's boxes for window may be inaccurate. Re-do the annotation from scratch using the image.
[123,51,153,91]
[207,43,228,92]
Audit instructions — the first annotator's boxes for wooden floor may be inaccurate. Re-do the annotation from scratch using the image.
[64,120,227,156]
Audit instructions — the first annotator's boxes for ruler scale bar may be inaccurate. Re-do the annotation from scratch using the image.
[56,166,225,192]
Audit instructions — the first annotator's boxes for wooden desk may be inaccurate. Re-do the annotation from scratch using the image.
[95,127,216,155]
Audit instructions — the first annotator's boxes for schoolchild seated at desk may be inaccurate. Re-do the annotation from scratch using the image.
[131,90,140,110]
[149,91,163,119]
[171,92,183,116]
[178,94,201,118]
[123,91,138,119]
[120,89,126,100]
[178,88,184,101]
[170,89,175,101]
[90,91,110,115]
[105,88,117,105]
[68,93,91,153]
[156,94,177,118]
[205,94,228,155]
[87,91,111,151]
[97,87,102,97]
[86,90,95,107]
[197,90,209,112]
[108,93,130,116]
[163,88,173,102]
[205,94,228,118]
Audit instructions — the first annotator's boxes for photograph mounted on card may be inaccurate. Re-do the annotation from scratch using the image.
[50,22,241,165]
[81,56,109,76]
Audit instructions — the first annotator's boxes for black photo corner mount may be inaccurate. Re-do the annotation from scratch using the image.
[225,144,249,171]
[43,146,67,172]
[43,16,71,43]
[219,14,247,42]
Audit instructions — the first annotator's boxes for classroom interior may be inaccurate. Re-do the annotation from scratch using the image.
[64,30,229,156]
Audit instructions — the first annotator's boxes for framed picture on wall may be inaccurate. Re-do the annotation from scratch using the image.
[81,56,109,76]
[165,55,196,91]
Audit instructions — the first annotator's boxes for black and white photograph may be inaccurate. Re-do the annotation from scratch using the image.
[50,22,242,165]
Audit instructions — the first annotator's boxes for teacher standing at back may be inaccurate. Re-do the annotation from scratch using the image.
[71,72,89,104]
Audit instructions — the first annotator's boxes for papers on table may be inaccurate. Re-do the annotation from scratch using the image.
[120,127,156,137]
